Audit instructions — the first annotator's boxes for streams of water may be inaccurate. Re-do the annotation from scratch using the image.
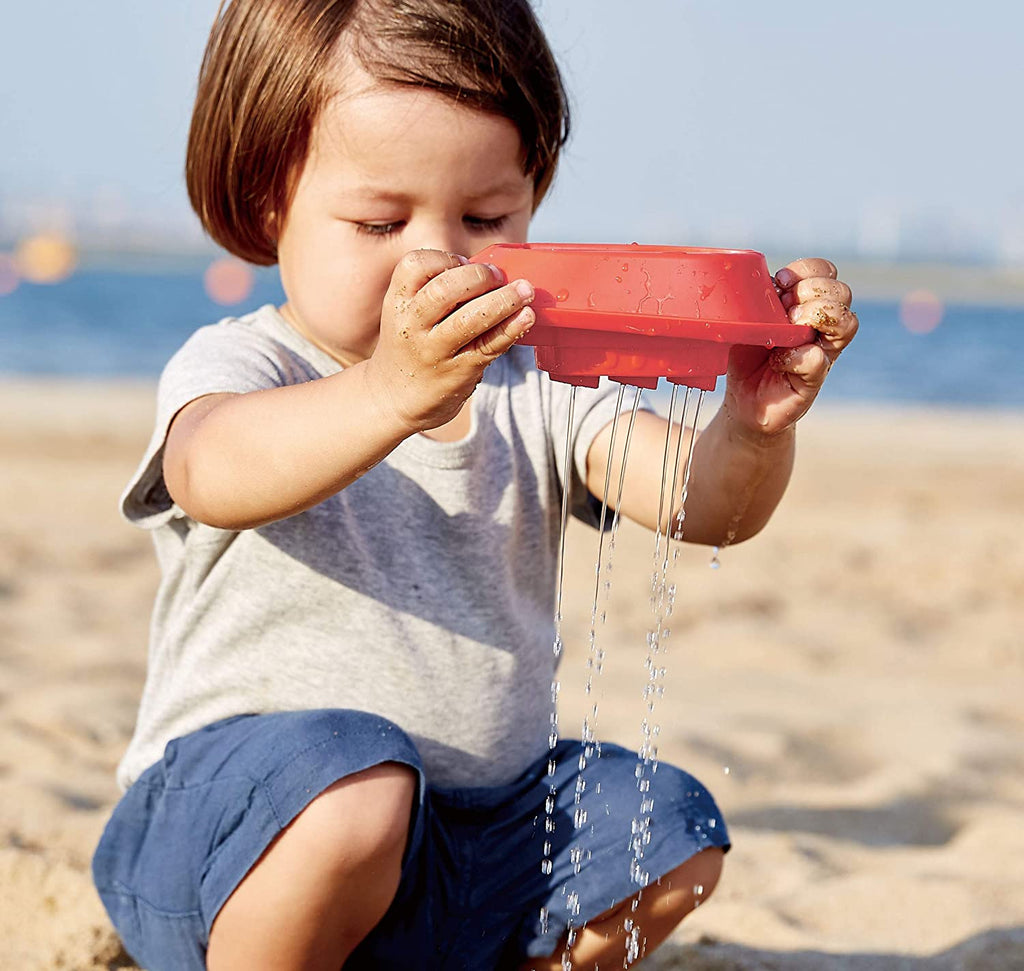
[540,387,578,907]
[546,381,707,970]
[557,387,645,967]
[622,387,704,967]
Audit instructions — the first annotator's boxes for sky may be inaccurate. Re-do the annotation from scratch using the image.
[2,0,1023,261]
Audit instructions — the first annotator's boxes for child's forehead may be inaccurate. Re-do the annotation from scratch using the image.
[298,99,531,212]
[311,68,526,166]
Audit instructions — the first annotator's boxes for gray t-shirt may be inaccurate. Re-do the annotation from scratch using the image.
[118,305,631,790]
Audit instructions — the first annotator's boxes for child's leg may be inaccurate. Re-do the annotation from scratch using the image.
[517,846,725,971]
[93,710,425,971]
[437,739,730,969]
[207,761,416,971]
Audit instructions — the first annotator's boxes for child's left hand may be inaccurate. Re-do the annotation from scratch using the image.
[723,257,858,437]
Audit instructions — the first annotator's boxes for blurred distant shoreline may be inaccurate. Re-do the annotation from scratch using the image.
[61,244,1024,307]
[7,228,1023,307]
[763,255,1024,308]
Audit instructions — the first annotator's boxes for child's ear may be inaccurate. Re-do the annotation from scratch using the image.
[264,209,280,248]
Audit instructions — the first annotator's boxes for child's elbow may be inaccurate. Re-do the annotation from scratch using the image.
[164,452,250,531]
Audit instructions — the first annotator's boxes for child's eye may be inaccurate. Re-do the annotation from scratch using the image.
[354,221,405,238]
[464,215,509,233]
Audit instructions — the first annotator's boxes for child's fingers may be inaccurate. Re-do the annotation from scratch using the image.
[433,279,535,355]
[779,277,852,311]
[769,341,831,389]
[407,260,506,327]
[386,249,469,306]
[460,306,536,363]
[788,298,859,360]
[775,258,837,291]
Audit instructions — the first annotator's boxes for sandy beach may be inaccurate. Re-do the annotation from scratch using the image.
[1,379,1022,970]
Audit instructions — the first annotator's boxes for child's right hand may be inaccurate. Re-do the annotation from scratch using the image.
[366,249,535,433]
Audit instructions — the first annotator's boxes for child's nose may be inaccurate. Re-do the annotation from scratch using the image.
[406,221,473,261]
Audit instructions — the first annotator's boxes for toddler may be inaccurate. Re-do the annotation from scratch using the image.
[92,1,858,968]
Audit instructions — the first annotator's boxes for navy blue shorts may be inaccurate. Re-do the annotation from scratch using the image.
[93,710,729,970]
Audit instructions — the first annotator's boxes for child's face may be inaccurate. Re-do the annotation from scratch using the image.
[276,65,535,366]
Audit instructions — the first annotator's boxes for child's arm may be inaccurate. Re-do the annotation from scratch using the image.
[585,258,858,545]
[163,251,535,530]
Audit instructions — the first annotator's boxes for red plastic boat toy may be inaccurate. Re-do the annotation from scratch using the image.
[471,243,814,389]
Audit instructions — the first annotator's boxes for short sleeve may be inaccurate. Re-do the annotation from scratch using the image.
[120,316,318,529]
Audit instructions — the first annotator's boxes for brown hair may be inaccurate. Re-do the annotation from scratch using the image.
[186,0,570,265]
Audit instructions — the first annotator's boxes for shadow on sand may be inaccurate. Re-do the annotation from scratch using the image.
[637,926,1024,970]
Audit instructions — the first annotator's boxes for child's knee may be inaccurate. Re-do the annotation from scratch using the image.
[655,846,725,919]
[302,761,417,871]
[207,763,418,968]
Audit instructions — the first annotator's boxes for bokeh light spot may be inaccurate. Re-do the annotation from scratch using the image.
[15,233,78,284]
[204,257,255,305]
[899,289,944,334]
[0,253,19,296]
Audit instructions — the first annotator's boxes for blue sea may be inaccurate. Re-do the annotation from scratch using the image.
[2,265,1022,409]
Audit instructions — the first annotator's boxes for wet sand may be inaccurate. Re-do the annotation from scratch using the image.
[1,380,1022,969]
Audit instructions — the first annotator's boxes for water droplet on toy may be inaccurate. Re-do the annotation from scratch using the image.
[556,289,569,302]
[765,337,774,348]
[621,263,629,272]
